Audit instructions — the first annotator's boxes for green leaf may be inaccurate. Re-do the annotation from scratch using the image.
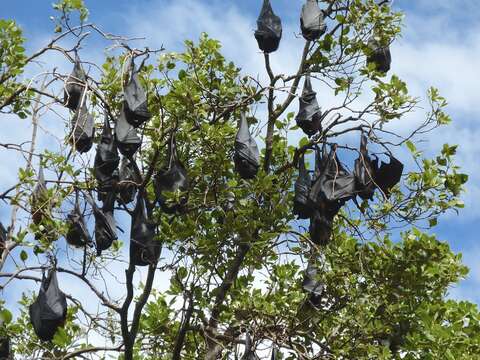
[177,266,188,279]
[178,69,187,80]
[52,327,70,347]
[0,309,12,325]
[298,137,309,148]
[406,140,416,154]
[20,250,28,262]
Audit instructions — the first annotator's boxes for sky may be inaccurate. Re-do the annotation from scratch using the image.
[1,0,480,348]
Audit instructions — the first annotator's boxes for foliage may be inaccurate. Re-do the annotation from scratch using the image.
[0,1,477,360]
[0,19,32,117]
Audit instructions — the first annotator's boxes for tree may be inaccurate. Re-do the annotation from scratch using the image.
[0,0,478,359]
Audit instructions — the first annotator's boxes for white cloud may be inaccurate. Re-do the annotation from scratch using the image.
[390,8,480,219]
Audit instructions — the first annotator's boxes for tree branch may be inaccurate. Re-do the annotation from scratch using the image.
[263,41,311,173]
[0,76,45,271]
[205,243,250,360]
[130,263,157,341]
[120,263,135,348]
[61,345,123,360]
[57,267,121,313]
[172,291,195,360]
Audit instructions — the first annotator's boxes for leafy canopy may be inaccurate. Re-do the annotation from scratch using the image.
[0,1,477,360]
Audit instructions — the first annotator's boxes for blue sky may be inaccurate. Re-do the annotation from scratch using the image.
[1,0,479,319]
